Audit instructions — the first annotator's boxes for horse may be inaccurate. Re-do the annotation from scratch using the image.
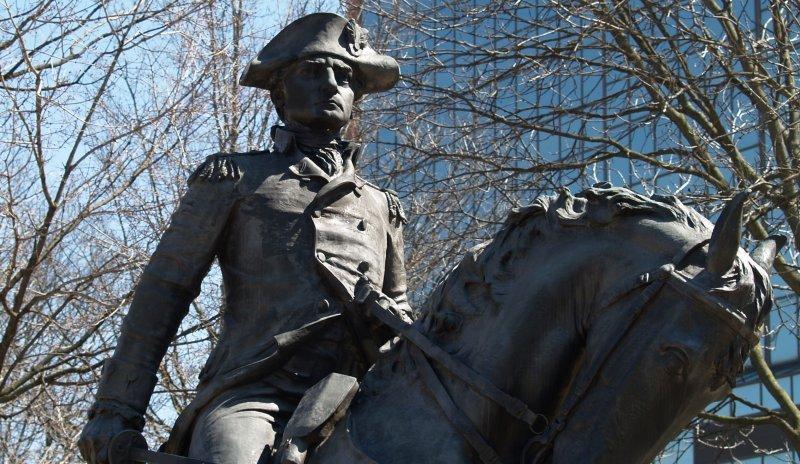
[298,185,779,464]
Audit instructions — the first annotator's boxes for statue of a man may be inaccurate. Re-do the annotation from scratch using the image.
[78,12,410,463]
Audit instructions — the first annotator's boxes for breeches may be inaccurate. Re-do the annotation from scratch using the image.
[187,384,300,464]
[185,324,357,463]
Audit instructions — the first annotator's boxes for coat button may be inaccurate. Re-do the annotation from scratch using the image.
[317,251,327,262]
[317,299,330,313]
[312,209,322,218]
[358,261,370,273]
[357,220,366,231]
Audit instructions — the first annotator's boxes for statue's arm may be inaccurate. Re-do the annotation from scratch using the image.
[82,156,239,450]
[383,215,413,323]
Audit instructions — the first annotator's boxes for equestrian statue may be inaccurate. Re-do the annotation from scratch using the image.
[78,12,782,464]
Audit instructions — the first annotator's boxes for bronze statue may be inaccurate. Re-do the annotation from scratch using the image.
[79,11,782,464]
[298,187,779,464]
[78,13,409,464]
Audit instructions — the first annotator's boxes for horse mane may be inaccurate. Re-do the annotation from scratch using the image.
[501,185,710,235]
[421,185,704,320]
[419,185,769,344]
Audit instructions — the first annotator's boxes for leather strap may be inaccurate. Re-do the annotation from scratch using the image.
[666,270,759,345]
[365,292,548,434]
[411,346,505,464]
[529,270,672,463]
[528,242,707,463]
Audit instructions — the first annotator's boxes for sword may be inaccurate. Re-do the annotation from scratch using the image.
[109,430,216,464]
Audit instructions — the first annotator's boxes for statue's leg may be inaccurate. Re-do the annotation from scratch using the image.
[187,390,295,464]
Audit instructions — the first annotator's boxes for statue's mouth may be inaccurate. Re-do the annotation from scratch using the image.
[319,98,343,111]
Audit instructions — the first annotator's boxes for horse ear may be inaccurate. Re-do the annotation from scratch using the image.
[752,235,787,272]
[707,191,749,276]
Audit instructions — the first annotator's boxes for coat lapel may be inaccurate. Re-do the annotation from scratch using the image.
[289,156,333,182]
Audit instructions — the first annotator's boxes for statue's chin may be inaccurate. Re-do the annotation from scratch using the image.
[314,115,349,133]
[286,117,348,136]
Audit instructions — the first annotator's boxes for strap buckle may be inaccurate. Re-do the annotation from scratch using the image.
[529,413,550,436]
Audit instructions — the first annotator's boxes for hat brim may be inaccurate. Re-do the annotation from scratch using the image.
[240,49,399,94]
[239,13,399,94]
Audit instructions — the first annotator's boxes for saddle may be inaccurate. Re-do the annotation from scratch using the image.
[274,373,360,464]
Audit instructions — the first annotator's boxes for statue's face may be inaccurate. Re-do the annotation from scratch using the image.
[280,55,357,132]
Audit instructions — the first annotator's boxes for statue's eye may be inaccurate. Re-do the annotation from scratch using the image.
[335,68,352,84]
[298,65,319,77]
[660,345,689,378]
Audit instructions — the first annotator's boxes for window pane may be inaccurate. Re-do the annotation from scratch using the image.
[658,437,693,463]
[763,452,793,463]
[771,326,798,364]
[733,383,761,415]
[762,377,792,411]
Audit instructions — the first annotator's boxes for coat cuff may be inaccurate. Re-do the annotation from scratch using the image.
[94,358,158,418]
[87,399,146,430]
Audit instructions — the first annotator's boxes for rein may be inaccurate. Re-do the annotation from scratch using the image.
[526,260,679,463]
[359,289,548,458]
[356,238,758,464]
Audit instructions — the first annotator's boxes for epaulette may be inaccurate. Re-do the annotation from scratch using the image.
[360,178,408,225]
[188,153,243,184]
[384,188,407,225]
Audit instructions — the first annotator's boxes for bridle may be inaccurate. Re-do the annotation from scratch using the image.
[526,239,758,463]
[361,239,760,464]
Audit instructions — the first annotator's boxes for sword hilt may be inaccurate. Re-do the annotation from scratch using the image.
[109,430,215,464]
[109,430,147,464]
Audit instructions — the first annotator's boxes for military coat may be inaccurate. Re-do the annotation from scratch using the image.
[92,128,410,445]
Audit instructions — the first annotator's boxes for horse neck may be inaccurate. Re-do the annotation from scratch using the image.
[350,227,666,461]
[426,232,627,456]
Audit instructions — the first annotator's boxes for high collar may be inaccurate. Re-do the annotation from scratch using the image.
[272,125,364,186]
[271,125,362,167]
[284,122,340,149]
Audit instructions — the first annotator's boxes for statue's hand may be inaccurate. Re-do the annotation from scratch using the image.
[354,277,413,324]
[354,276,378,305]
[78,413,129,464]
[275,437,309,464]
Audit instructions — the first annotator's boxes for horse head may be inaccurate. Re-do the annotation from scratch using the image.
[544,189,778,463]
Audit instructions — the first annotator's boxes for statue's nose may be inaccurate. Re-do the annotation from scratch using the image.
[320,67,338,92]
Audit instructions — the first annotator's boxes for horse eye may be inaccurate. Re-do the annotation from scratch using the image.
[660,345,689,378]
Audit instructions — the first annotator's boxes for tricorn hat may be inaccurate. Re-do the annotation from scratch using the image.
[240,13,400,94]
